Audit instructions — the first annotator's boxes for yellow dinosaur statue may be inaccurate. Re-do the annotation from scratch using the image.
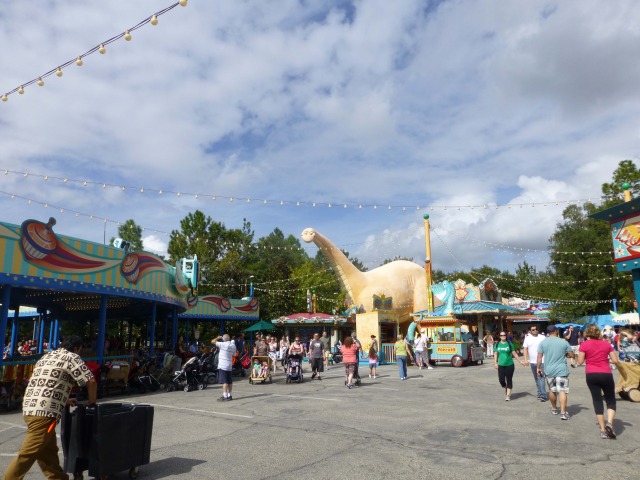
[301,227,428,322]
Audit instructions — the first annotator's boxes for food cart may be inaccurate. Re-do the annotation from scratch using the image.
[417,316,484,367]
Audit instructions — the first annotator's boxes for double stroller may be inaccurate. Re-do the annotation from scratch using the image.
[249,356,273,384]
[167,355,206,392]
[285,354,304,383]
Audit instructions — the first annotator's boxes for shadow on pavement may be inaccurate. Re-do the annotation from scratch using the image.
[142,457,207,479]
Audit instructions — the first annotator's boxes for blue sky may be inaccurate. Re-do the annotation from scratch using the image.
[0,0,638,283]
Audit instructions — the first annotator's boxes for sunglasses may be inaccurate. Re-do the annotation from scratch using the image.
[499,334,507,337]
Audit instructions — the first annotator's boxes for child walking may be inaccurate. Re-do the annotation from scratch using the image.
[368,346,378,378]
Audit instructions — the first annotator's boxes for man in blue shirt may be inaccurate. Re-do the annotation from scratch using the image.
[537,326,574,420]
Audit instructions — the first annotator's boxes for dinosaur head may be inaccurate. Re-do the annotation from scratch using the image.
[301,228,316,243]
[431,280,454,301]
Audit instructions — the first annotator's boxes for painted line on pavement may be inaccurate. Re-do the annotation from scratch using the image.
[147,403,253,419]
[271,394,340,402]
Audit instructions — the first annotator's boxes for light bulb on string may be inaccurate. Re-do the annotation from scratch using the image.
[99,44,106,54]
[37,78,44,86]
[56,68,63,77]
[150,15,158,25]
[18,86,24,94]
[76,57,83,66]
[124,30,132,41]
[180,0,188,6]
[1,94,7,102]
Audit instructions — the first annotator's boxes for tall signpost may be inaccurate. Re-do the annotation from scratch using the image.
[424,214,434,314]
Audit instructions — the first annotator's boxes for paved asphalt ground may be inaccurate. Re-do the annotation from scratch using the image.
[1,360,639,480]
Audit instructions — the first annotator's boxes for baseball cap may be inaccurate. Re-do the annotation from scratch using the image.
[546,325,557,333]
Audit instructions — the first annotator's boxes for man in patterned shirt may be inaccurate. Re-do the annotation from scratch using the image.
[3,335,96,480]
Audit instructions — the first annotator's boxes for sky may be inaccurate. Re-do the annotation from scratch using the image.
[1,0,639,294]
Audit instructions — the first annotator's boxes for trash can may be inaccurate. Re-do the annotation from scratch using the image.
[62,403,154,479]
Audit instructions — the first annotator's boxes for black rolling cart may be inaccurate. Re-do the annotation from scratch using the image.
[62,403,154,480]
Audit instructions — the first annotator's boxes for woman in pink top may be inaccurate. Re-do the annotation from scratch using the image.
[340,337,359,389]
[577,324,622,440]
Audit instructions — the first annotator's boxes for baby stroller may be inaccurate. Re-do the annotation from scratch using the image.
[249,356,273,384]
[286,354,304,383]
[199,350,218,385]
[167,355,205,392]
[343,363,362,387]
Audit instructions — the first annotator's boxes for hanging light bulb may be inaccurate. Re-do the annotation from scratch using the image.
[180,0,188,6]
[76,56,83,66]
[150,15,158,25]
[1,94,7,102]
[37,78,44,86]
[18,86,24,94]
[56,68,63,77]
[99,44,106,54]
[124,30,132,41]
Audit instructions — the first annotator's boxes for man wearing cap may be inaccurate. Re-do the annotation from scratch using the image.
[563,325,580,368]
[537,326,574,420]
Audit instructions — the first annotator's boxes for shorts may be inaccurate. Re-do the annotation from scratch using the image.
[344,362,357,376]
[218,369,233,385]
[311,358,324,372]
[546,375,569,393]
[368,361,377,368]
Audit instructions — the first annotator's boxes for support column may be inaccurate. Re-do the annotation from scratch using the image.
[52,319,60,349]
[48,316,54,351]
[10,306,19,356]
[164,316,169,351]
[171,307,178,349]
[149,302,157,355]
[0,286,12,368]
[96,295,108,364]
[38,313,46,354]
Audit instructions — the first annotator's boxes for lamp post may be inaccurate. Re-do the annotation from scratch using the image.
[244,275,254,297]
[423,214,434,313]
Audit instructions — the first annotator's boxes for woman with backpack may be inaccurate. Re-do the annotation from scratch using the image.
[494,331,525,401]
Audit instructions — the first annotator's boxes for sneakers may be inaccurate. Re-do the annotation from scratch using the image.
[560,412,570,420]
[217,396,232,402]
[369,374,372,378]
[550,407,559,415]
[373,375,376,379]
[347,384,353,389]
[605,422,616,439]
[317,376,322,381]
[600,430,610,439]
[570,364,576,368]
[427,366,434,370]
[312,372,316,379]
[538,397,548,402]
[505,395,511,401]
[419,366,423,370]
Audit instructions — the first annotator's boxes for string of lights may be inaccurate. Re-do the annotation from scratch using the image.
[479,273,630,286]
[1,1,189,102]
[446,230,613,256]
[0,189,411,264]
[0,168,607,211]
[432,226,628,305]
[497,288,631,306]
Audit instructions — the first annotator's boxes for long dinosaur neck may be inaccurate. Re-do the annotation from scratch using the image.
[312,231,363,302]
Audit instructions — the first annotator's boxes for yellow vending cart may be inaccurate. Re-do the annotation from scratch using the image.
[417,316,484,367]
